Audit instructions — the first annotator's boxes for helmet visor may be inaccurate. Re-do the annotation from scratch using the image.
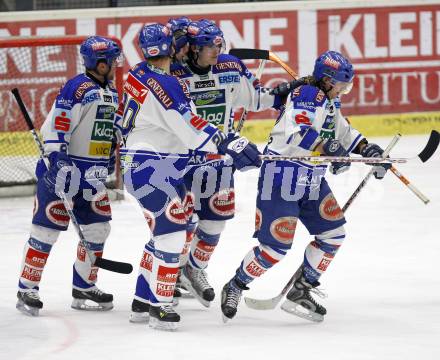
[332,80,353,95]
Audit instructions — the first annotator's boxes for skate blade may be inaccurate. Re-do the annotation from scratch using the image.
[149,317,178,331]
[179,274,211,308]
[16,300,39,317]
[129,311,149,323]
[71,298,113,311]
[280,300,324,323]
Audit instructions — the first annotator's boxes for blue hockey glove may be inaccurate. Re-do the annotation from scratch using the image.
[43,151,74,194]
[218,134,261,171]
[322,139,350,175]
[360,143,391,180]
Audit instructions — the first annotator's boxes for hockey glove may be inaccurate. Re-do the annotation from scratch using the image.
[218,134,262,171]
[43,151,74,195]
[322,139,351,175]
[360,143,391,180]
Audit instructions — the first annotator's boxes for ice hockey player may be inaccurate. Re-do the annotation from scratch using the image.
[220,50,391,323]
[16,36,122,316]
[170,19,285,307]
[120,23,261,331]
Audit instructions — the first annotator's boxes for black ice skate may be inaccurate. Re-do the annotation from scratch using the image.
[281,270,327,322]
[221,278,249,323]
[71,287,113,311]
[129,299,150,323]
[149,304,180,331]
[16,291,43,316]
[179,264,215,307]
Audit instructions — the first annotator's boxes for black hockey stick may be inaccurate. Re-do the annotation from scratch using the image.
[245,130,440,310]
[11,88,133,274]
[229,48,298,79]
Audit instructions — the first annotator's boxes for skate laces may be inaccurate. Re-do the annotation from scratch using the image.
[225,282,243,308]
[160,304,176,314]
[192,268,212,291]
[27,291,40,300]
[89,287,105,296]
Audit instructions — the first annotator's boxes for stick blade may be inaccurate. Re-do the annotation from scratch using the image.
[244,294,282,310]
[94,257,133,274]
[229,48,269,60]
[418,130,440,163]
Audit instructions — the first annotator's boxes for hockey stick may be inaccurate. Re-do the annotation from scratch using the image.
[235,59,267,133]
[11,88,133,274]
[342,134,401,212]
[245,130,440,310]
[229,48,298,79]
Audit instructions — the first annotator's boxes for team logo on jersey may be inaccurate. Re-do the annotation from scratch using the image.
[191,89,225,107]
[53,109,72,132]
[125,73,149,103]
[165,197,186,225]
[215,61,242,72]
[270,217,297,244]
[319,193,344,221]
[75,81,95,99]
[255,208,262,232]
[103,94,113,103]
[218,74,240,84]
[143,208,156,232]
[294,111,312,125]
[209,188,235,217]
[96,105,115,120]
[45,200,70,227]
[146,77,173,108]
[195,80,216,89]
[196,105,225,126]
[91,121,113,142]
[91,192,112,217]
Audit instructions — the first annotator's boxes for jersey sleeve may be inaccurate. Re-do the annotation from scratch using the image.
[231,56,275,112]
[40,80,85,154]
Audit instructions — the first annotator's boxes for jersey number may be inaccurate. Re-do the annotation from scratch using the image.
[121,98,140,132]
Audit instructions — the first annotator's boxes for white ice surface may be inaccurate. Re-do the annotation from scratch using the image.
[1,135,439,360]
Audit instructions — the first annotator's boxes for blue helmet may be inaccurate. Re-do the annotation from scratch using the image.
[313,51,354,83]
[187,19,224,48]
[80,36,121,70]
[138,23,173,59]
[167,16,191,53]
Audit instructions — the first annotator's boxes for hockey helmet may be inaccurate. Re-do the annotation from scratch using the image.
[80,36,121,70]
[167,16,191,53]
[313,51,354,93]
[187,19,225,51]
[138,23,174,59]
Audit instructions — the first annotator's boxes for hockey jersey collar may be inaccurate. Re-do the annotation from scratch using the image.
[186,58,211,76]
[85,71,108,89]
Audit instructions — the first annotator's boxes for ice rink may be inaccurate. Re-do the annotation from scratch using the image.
[1,135,439,360]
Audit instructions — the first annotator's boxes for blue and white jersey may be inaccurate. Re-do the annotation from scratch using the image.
[40,73,119,181]
[118,62,224,184]
[267,85,365,163]
[171,54,277,135]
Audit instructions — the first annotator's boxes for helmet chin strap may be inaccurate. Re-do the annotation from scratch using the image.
[187,49,211,75]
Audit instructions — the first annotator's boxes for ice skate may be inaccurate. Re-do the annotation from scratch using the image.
[16,291,43,317]
[71,286,113,311]
[129,299,150,323]
[221,278,249,323]
[149,304,180,331]
[179,264,214,307]
[175,267,194,299]
[281,273,327,322]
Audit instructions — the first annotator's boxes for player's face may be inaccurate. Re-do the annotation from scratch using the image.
[326,80,353,99]
[175,44,189,62]
[197,44,222,67]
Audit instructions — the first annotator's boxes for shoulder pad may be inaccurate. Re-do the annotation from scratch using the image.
[56,74,97,107]
[291,84,326,108]
[213,54,243,74]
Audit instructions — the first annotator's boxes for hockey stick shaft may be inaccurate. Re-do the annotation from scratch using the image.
[259,154,408,164]
[342,135,401,212]
[236,59,267,133]
[11,88,133,274]
[390,166,429,204]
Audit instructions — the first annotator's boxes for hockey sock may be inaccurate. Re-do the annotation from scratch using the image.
[179,218,197,266]
[18,225,60,291]
[134,240,155,303]
[235,244,286,285]
[302,226,345,283]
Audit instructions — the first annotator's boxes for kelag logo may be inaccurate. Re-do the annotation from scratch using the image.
[191,90,225,107]
[91,121,113,142]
